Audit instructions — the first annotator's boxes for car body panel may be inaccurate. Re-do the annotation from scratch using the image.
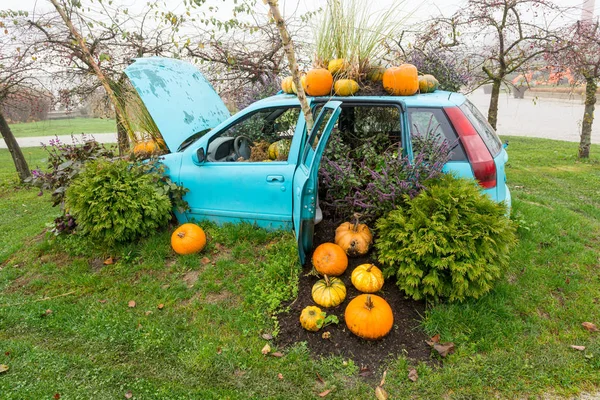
[125,57,230,152]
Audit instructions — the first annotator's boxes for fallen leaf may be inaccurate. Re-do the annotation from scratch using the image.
[157,304,164,310]
[201,257,211,265]
[98,299,107,304]
[316,372,324,384]
[103,257,114,265]
[271,352,284,358]
[570,345,586,351]
[217,347,222,354]
[261,344,271,355]
[124,391,133,399]
[318,389,331,397]
[145,311,152,316]
[426,333,441,346]
[0,364,8,373]
[408,368,418,382]
[261,333,273,340]
[128,300,136,308]
[41,309,52,317]
[277,373,283,380]
[321,331,331,339]
[358,366,372,377]
[582,322,599,332]
[379,370,387,387]
[565,277,571,284]
[433,342,455,358]
[4,352,9,356]
[375,386,388,400]
[53,394,60,400]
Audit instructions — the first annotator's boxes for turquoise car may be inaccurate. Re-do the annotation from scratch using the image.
[125,57,510,263]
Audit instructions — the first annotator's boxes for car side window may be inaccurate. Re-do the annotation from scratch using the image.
[206,106,299,162]
[408,107,467,162]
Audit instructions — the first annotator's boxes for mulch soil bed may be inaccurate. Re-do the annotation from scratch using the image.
[277,219,433,373]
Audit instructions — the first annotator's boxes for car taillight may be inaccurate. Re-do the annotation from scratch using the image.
[444,107,496,189]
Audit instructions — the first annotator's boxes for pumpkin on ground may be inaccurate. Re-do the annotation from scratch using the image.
[268,139,292,160]
[300,305,325,331]
[334,79,359,96]
[171,223,206,255]
[335,215,372,256]
[304,68,334,96]
[382,64,419,96]
[281,76,295,94]
[312,242,348,276]
[344,294,394,340]
[419,74,439,93]
[351,264,384,293]
[312,275,347,308]
[328,58,347,75]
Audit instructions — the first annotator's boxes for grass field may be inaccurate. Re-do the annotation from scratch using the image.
[8,118,116,138]
[0,137,599,399]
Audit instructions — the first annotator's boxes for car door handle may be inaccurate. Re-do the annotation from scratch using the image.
[266,175,285,182]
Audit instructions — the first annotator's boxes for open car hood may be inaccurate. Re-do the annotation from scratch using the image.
[125,57,230,152]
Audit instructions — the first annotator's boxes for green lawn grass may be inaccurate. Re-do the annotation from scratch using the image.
[8,118,116,138]
[0,137,599,398]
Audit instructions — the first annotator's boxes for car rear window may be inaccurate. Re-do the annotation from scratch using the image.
[459,100,503,156]
[407,107,467,161]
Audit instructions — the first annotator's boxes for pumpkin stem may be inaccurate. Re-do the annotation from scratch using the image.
[366,264,374,272]
[324,274,330,286]
[177,232,186,238]
[365,295,374,310]
[352,212,362,232]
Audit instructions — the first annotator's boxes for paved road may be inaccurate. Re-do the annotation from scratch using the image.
[1,89,598,148]
[0,132,118,149]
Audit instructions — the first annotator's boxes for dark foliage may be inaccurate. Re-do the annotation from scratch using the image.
[408,49,469,92]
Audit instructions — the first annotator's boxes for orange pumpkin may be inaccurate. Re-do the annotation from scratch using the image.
[351,264,384,293]
[304,68,333,96]
[382,64,419,96]
[171,223,206,255]
[344,294,393,340]
[133,139,166,156]
[312,242,348,276]
[334,216,372,256]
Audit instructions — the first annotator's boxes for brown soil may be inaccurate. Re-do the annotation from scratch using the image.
[276,220,433,373]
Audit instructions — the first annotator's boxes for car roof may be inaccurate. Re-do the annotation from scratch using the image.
[252,90,467,108]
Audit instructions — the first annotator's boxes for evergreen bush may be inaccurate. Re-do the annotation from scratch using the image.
[376,174,516,302]
[65,159,173,246]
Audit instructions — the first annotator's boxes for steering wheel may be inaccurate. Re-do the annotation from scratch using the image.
[233,135,253,160]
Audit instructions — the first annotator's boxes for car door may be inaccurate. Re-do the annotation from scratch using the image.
[293,101,342,263]
[179,105,303,229]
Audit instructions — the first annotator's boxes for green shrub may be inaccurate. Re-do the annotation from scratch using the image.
[376,174,516,302]
[65,159,172,246]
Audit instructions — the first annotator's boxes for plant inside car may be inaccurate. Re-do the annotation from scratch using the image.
[376,174,517,302]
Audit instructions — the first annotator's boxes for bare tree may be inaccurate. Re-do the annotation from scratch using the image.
[0,10,48,181]
[548,20,600,158]
[455,0,566,129]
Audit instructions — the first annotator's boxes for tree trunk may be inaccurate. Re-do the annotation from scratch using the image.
[579,76,596,159]
[0,111,31,182]
[487,79,502,130]
[265,0,314,132]
[115,75,130,156]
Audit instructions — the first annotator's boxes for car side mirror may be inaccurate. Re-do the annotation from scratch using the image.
[193,147,206,164]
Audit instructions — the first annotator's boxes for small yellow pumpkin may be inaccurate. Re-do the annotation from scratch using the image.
[328,58,347,75]
[281,76,295,94]
[367,66,386,82]
[300,305,325,331]
[312,275,347,308]
[344,294,394,340]
[351,264,384,293]
[291,75,306,94]
[334,215,373,257]
[334,79,359,96]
